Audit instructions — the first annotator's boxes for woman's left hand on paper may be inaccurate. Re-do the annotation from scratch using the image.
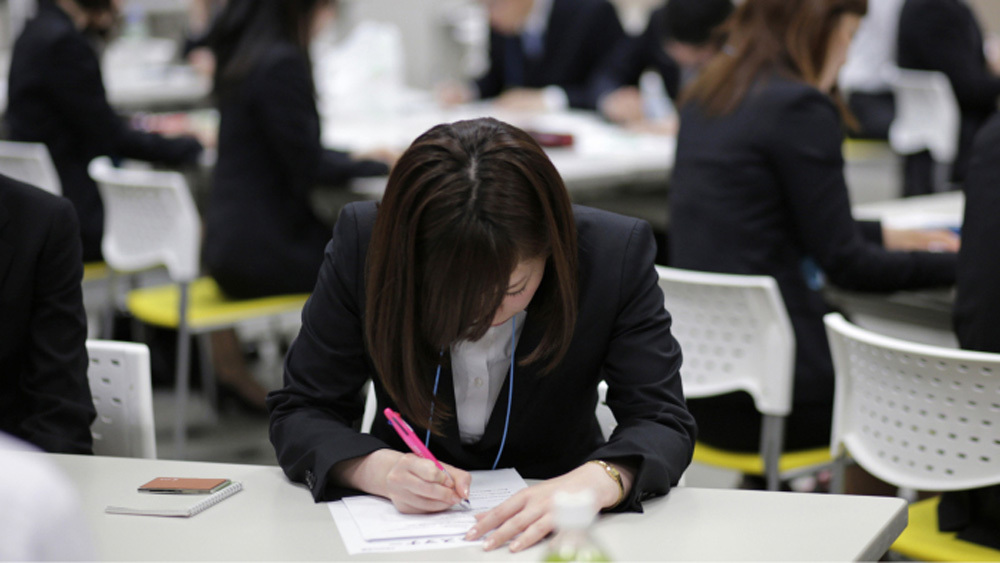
[464,461,632,552]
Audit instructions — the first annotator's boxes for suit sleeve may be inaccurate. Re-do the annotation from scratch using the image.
[588,219,696,511]
[954,116,1000,352]
[268,204,389,501]
[251,53,387,192]
[21,198,94,454]
[46,34,203,165]
[766,89,956,291]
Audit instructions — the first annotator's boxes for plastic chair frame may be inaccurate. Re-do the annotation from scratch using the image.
[825,312,1000,493]
[86,339,157,459]
[656,266,800,490]
[0,140,62,195]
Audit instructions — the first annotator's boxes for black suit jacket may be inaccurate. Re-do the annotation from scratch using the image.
[203,43,388,299]
[0,174,94,454]
[897,0,1000,181]
[268,202,696,508]
[954,113,1000,352]
[475,0,626,109]
[4,0,203,262]
[588,6,681,106]
[670,76,957,406]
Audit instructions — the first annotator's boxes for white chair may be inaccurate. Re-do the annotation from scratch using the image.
[0,140,62,195]
[885,67,960,192]
[825,312,1000,560]
[86,339,157,459]
[656,265,830,490]
[89,157,309,458]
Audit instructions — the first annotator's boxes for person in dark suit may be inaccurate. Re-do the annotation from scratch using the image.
[200,0,391,410]
[946,113,1000,550]
[670,0,958,457]
[954,113,1000,353]
[268,118,696,553]
[897,0,1000,196]
[4,0,204,262]
[590,0,733,129]
[0,173,95,454]
[202,0,390,301]
[441,0,625,111]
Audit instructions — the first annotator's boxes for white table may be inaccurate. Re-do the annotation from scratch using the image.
[828,191,964,348]
[45,453,906,561]
[322,105,675,197]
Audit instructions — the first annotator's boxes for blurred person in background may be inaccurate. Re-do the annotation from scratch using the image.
[896,0,1000,195]
[838,0,905,140]
[4,0,204,262]
[439,0,626,111]
[590,0,734,132]
[669,0,959,487]
[201,0,394,410]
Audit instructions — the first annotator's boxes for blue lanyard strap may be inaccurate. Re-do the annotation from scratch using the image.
[423,316,516,470]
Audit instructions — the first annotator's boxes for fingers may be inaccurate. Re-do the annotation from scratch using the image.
[442,462,472,502]
[384,455,464,513]
[464,490,554,552]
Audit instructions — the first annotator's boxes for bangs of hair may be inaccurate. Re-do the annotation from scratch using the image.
[365,118,577,433]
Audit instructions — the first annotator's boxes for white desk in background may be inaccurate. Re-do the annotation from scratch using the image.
[322,104,675,198]
[827,191,964,348]
[45,453,906,561]
[103,37,211,111]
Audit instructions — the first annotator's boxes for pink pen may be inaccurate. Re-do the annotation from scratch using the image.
[384,407,471,509]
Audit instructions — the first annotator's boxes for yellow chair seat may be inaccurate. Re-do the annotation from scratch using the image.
[891,496,1000,562]
[842,138,892,161]
[693,441,831,475]
[126,277,309,331]
[83,261,109,283]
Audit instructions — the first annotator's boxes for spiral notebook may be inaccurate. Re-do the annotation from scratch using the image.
[106,481,243,517]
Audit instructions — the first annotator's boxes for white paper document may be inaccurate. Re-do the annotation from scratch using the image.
[328,468,527,554]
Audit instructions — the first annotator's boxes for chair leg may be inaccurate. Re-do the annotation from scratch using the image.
[101,270,119,340]
[830,453,848,494]
[197,333,218,424]
[760,415,785,491]
[173,282,192,459]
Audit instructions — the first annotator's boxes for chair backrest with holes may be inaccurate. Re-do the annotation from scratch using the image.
[86,339,157,459]
[825,313,1000,491]
[656,266,796,417]
[88,157,200,282]
[0,140,62,195]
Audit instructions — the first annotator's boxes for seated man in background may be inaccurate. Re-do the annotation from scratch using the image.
[590,0,733,131]
[0,173,95,455]
[896,0,1000,196]
[440,0,625,111]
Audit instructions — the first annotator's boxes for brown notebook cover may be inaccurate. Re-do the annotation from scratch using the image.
[138,477,231,494]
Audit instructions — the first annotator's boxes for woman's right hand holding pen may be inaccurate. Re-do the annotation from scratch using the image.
[334,449,472,514]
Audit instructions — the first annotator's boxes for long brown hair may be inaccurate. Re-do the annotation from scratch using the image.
[682,0,867,117]
[365,118,579,432]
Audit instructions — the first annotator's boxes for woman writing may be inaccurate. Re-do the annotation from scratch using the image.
[268,118,696,552]
[669,0,958,460]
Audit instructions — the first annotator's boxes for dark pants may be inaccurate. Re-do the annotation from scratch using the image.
[847,92,895,140]
[686,391,833,452]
